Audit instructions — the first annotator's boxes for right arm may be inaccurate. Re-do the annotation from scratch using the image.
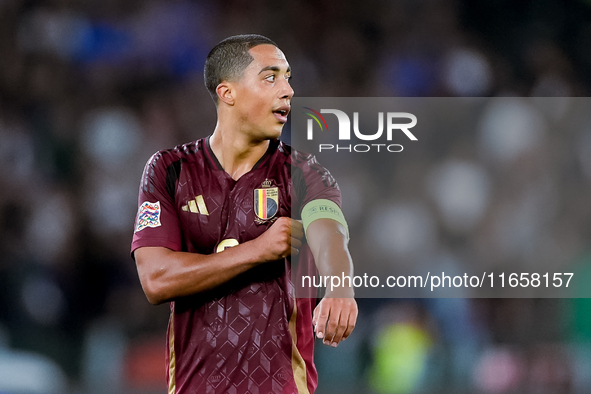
[134,217,303,305]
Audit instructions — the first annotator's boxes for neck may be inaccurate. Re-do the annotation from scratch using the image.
[209,121,271,180]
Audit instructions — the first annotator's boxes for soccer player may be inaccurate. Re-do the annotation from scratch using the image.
[131,34,357,394]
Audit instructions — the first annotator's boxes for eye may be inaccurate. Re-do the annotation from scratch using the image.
[285,74,292,81]
[265,74,276,82]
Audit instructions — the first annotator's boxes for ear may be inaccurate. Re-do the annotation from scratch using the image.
[216,82,235,106]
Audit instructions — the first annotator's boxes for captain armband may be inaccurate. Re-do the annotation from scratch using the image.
[301,199,349,240]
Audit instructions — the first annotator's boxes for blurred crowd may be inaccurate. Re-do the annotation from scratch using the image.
[1,0,591,393]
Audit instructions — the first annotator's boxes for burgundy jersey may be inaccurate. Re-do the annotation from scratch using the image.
[131,137,341,394]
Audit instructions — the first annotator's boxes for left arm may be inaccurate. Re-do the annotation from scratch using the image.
[306,218,358,347]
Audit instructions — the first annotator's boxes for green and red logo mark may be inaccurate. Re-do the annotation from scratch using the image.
[302,107,329,139]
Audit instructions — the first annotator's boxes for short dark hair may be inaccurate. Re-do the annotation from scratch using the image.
[204,34,278,104]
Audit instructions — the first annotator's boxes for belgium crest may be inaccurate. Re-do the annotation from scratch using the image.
[254,179,279,224]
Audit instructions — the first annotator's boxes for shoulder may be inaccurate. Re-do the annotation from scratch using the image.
[140,139,205,194]
[279,141,319,168]
[286,143,338,191]
[145,139,203,168]
[288,145,330,176]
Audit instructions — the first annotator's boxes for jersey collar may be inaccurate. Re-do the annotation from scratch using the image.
[204,136,279,172]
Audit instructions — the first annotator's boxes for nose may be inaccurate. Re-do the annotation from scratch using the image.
[280,78,294,100]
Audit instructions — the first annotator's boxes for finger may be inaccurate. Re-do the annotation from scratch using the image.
[291,228,304,242]
[323,307,341,346]
[312,300,322,327]
[290,237,302,250]
[328,310,348,346]
[291,246,299,256]
[290,224,304,240]
[291,219,304,232]
[342,307,357,340]
[313,302,329,339]
[278,217,292,230]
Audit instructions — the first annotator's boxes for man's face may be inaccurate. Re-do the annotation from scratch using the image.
[232,44,294,140]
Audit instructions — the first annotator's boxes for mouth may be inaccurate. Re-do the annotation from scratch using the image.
[272,106,290,124]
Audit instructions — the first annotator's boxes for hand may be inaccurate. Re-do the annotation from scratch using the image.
[254,217,304,262]
[313,296,358,347]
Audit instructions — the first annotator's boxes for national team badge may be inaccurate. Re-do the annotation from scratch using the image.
[254,179,279,224]
[135,201,162,232]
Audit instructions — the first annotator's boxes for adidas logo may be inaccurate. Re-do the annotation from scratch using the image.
[182,195,209,215]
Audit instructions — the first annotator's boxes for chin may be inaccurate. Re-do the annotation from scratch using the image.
[266,126,283,140]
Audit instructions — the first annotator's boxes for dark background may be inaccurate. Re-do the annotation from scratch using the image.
[1,0,591,393]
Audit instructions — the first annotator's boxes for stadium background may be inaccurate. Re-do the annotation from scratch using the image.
[1,0,591,393]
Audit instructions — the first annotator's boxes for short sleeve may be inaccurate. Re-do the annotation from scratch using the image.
[292,151,342,217]
[131,151,182,257]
